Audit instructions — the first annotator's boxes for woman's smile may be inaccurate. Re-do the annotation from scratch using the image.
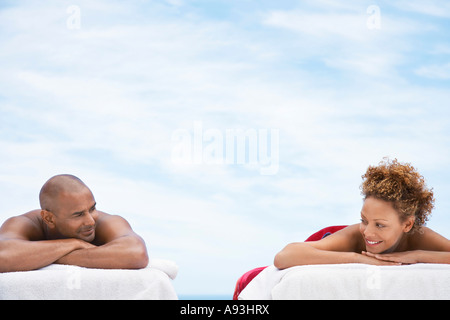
[365,239,383,246]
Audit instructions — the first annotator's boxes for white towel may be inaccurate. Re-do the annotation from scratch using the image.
[149,258,179,280]
[0,259,179,300]
[238,265,290,300]
[239,263,450,300]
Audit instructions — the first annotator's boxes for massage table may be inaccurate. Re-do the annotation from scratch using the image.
[0,259,178,300]
[238,263,450,300]
[235,226,450,300]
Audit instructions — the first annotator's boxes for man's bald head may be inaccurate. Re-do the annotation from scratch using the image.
[39,174,91,213]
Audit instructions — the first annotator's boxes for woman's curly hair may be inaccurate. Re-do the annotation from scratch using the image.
[360,158,435,233]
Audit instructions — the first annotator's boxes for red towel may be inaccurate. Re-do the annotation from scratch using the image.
[232,225,348,300]
[304,225,348,242]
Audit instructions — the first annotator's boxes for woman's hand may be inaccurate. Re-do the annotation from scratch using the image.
[361,250,421,265]
[355,252,401,266]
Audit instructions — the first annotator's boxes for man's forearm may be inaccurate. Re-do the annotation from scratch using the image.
[0,238,87,273]
[56,235,148,269]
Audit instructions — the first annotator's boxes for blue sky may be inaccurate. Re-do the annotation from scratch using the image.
[1,0,450,297]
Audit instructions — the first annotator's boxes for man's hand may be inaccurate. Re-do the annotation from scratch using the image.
[55,239,97,265]
[74,239,97,250]
[54,233,148,269]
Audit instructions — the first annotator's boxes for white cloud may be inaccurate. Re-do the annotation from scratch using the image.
[415,63,450,80]
[261,6,425,80]
[263,11,369,42]
[1,0,450,296]
[165,0,184,7]
[393,0,450,18]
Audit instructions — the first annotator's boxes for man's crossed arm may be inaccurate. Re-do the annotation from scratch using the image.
[0,213,148,273]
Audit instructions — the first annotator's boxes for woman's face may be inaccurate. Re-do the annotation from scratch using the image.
[359,197,414,254]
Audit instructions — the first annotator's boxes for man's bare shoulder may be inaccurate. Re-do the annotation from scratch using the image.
[93,211,135,245]
[95,211,131,228]
[0,210,45,241]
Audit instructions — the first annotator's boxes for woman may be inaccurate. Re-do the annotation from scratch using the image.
[274,158,450,269]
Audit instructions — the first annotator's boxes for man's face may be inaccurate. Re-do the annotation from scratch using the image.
[51,188,98,242]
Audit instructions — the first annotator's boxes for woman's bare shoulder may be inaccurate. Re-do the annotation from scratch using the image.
[311,224,364,252]
[410,226,450,251]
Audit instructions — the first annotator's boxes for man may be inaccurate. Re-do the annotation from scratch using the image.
[0,174,149,273]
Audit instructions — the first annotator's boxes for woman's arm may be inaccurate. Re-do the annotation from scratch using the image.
[362,250,450,264]
[274,242,360,269]
[274,224,400,269]
[274,241,401,269]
